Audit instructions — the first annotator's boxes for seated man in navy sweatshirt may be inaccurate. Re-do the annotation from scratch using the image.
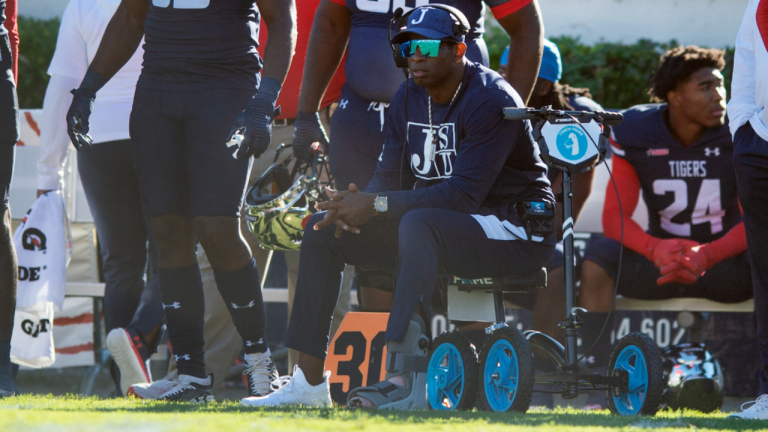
[242,6,555,408]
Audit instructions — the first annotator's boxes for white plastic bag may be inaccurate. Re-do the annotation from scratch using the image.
[13,191,72,311]
[11,302,56,368]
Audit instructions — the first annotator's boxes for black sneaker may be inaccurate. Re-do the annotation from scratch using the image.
[243,351,279,397]
[158,374,215,403]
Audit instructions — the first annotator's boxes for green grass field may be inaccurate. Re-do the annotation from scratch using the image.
[0,395,766,432]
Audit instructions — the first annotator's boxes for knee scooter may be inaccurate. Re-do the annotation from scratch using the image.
[425,107,663,415]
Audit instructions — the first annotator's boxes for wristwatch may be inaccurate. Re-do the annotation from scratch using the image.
[373,192,388,217]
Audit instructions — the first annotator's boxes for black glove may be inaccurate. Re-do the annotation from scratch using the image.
[226,77,282,160]
[66,69,107,151]
[292,111,329,164]
[226,98,280,159]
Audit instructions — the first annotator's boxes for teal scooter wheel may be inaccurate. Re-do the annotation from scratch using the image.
[476,327,533,412]
[426,331,478,411]
[608,332,663,416]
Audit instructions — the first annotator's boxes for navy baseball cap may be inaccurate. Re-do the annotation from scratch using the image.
[392,6,466,44]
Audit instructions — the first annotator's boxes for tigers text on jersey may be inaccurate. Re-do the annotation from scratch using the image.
[139,0,262,91]
[366,62,553,231]
[610,104,740,243]
[328,0,530,102]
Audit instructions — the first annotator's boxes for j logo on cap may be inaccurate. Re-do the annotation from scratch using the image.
[411,8,428,25]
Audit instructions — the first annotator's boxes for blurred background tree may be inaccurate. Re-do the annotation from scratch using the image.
[15,17,734,110]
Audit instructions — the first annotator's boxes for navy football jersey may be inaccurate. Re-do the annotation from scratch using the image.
[367,62,553,231]
[610,104,740,243]
[336,0,526,102]
[139,0,262,92]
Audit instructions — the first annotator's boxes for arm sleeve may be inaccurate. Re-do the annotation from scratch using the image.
[727,0,757,138]
[6,0,17,82]
[701,204,748,264]
[46,0,89,80]
[486,0,532,20]
[602,145,661,260]
[37,74,81,191]
[384,93,523,219]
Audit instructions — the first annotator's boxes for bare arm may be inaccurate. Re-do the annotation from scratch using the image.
[496,0,543,104]
[88,0,148,80]
[297,0,351,112]
[257,0,297,85]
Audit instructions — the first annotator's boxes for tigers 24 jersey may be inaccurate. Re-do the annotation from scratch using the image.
[610,104,741,244]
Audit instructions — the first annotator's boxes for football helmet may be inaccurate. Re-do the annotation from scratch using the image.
[244,144,332,251]
[660,343,724,413]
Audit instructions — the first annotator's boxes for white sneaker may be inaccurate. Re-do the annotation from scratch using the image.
[244,350,279,397]
[127,378,177,400]
[106,328,150,395]
[158,374,214,403]
[729,394,768,419]
[240,365,332,407]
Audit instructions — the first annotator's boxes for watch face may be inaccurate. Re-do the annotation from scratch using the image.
[374,196,387,212]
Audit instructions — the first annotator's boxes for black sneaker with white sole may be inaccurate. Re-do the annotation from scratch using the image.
[158,374,215,403]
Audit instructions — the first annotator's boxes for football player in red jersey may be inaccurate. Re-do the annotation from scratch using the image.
[578,46,751,409]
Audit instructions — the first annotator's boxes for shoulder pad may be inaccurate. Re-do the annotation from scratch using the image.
[611,104,668,149]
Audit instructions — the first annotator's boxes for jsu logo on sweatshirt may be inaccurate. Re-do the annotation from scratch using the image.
[408,122,456,179]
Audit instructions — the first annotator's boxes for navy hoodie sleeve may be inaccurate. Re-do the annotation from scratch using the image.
[365,87,417,193]
[386,89,527,219]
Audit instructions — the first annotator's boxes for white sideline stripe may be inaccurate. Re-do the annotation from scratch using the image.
[470,214,544,242]
[65,283,359,306]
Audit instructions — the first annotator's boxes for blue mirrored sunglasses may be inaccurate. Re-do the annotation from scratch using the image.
[400,39,442,59]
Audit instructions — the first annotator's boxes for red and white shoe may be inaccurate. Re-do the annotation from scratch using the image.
[106,328,151,395]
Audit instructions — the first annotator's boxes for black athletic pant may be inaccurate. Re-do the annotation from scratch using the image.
[733,122,768,395]
[285,208,555,360]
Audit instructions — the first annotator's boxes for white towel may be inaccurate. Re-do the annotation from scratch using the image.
[11,302,56,368]
[13,191,72,311]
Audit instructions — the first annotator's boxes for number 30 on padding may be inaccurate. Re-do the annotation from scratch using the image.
[325,312,389,406]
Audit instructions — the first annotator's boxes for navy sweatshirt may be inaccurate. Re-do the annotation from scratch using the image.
[366,61,554,232]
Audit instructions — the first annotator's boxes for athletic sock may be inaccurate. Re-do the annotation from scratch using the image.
[159,265,206,378]
[580,312,612,370]
[214,258,268,354]
[0,342,16,393]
